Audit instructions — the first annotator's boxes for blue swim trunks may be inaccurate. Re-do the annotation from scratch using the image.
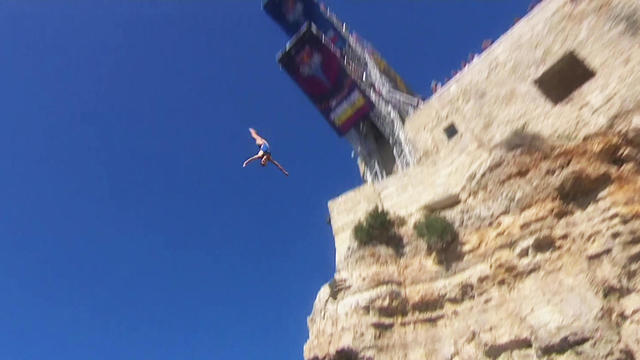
[259,143,270,154]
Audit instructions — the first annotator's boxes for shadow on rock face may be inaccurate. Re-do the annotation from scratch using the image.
[310,348,371,360]
[556,172,612,209]
[499,129,550,154]
[438,237,464,271]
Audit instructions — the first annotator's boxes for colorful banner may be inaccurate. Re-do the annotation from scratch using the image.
[278,23,372,136]
[263,0,346,49]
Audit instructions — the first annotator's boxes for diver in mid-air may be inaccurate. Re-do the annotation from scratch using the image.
[242,128,289,176]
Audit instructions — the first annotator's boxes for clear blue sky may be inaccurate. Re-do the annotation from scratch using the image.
[0,1,532,359]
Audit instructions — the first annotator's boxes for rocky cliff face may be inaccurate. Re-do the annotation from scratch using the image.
[305,131,640,360]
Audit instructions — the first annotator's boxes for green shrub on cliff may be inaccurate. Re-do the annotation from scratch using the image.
[353,206,403,254]
[414,213,456,252]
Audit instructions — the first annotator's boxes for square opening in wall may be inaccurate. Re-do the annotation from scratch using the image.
[444,123,458,139]
[535,51,595,104]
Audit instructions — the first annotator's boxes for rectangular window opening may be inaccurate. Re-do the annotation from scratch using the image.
[444,123,458,139]
[534,51,595,104]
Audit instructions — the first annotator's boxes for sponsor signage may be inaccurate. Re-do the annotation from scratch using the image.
[263,0,346,49]
[278,23,372,135]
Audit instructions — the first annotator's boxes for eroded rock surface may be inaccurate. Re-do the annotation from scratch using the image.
[305,133,640,360]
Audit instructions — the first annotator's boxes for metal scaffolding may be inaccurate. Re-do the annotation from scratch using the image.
[265,0,422,182]
[321,3,421,181]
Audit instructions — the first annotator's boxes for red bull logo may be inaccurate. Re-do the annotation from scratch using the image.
[296,45,330,87]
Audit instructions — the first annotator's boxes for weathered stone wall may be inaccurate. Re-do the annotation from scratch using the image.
[308,1,640,358]
[328,0,640,269]
[407,0,640,159]
[330,137,492,267]
[308,131,640,360]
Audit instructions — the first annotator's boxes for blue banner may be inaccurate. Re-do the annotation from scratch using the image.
[263,0,346,50]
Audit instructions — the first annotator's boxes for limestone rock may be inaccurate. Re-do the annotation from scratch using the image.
[305,132,640,360]
[304,0,640,357]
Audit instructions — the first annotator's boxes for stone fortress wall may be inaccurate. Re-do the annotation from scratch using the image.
[328,0,640,267]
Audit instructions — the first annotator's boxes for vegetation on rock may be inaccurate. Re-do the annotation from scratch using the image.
[414,213,457,253]
[353,206,403,255]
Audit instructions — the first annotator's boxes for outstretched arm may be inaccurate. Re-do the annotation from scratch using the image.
[269,157,289,176]
[249,128,267,145]
[243,154,262,167]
